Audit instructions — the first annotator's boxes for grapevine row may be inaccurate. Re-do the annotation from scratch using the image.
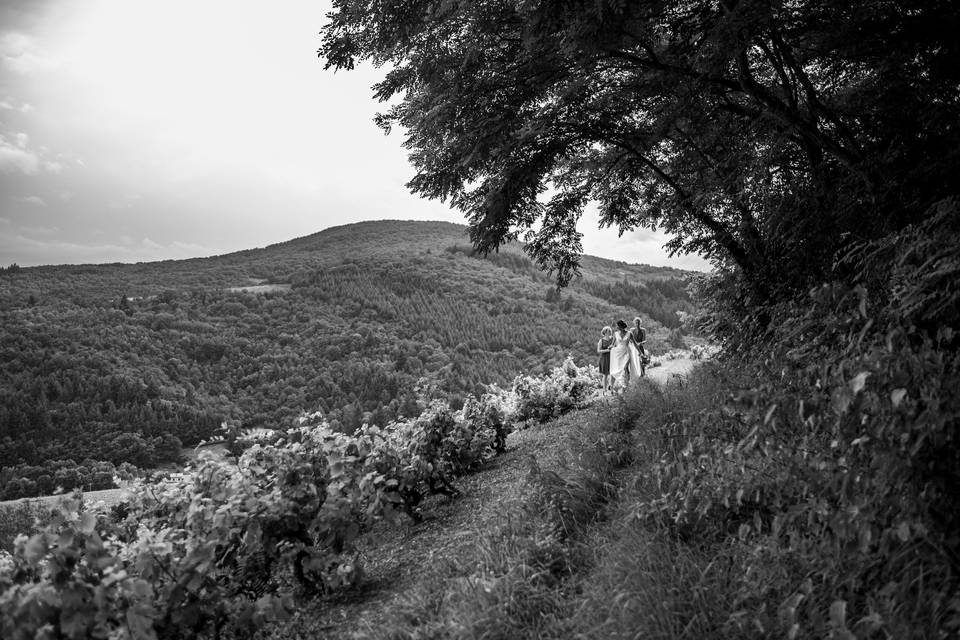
[0,358,598,640]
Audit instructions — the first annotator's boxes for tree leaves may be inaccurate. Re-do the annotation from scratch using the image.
[321,1,960,300]
[849,371,870,394]
[890,388,907,407]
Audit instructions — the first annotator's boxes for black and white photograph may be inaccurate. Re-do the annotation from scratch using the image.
[1,1,957,638]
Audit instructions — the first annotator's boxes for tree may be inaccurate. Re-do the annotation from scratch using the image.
[320,0,960,302]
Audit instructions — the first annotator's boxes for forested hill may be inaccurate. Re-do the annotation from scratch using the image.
[0,220,697,499]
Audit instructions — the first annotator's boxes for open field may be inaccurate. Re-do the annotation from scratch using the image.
[225,284,292,294]
[0,488,131,511]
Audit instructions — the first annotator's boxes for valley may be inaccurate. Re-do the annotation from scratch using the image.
[0,220,699,499]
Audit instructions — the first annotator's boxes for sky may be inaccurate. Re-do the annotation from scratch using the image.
[0,0,711,272]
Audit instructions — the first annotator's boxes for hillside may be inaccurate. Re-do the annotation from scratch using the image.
[0,220,699,499]
[256,359,698,639]
[256,360,695,640]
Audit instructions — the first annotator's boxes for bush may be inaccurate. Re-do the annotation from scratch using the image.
[0,388,520,639]
[0,501,48,553]
[626,202,960,638]
[511,357,600,423]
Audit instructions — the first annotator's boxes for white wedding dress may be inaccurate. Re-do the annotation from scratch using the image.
[609,330,633,386]
[628,339,643,380]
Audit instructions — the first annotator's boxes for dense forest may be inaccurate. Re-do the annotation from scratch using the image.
[0,221,697,499]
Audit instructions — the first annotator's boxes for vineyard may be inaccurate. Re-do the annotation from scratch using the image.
[0,359,601,640]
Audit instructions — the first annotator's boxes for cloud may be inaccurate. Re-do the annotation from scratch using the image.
[15,195,46,206]
[5,234,132,257]
[0,233,219,267]
[0,132,41,173]
[20,224,59,234]
[620,227,661,243]
[0,131,63,174]
[108,194,142,210]
[170,240,216,256]
[0,97,33,112]
[0,31,58,74]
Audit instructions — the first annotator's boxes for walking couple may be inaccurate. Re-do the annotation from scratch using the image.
[597,317,647,394]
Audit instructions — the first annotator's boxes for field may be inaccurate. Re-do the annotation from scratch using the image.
[0,488,129,511]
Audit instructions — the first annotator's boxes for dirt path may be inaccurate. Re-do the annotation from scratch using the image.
[647,356,696,382]
[0,488,129,511]
[264,408,593,637]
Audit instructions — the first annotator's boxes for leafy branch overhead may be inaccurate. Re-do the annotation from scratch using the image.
[320,0,960,294]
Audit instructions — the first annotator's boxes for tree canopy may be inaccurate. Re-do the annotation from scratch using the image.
[320,0,960,299]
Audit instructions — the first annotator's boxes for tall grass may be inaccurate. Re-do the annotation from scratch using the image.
[353,349,958,638]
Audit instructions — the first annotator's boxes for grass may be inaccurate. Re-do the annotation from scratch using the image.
[343,380,666,640]
[8,354,937,639]
[0,368,758,639]
[339,366,811,640]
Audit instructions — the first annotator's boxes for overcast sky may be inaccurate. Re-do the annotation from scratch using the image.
[0,0,710,271]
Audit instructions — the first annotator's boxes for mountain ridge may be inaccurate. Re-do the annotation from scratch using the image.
[3,219,695,282]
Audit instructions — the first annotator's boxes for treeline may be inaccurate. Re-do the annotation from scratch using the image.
[576,278,692,329]
[0,459,118,501]
[0,222,696,499]
[444,243,695,328]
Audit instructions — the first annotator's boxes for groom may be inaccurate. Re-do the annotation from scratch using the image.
[631,316,647,377]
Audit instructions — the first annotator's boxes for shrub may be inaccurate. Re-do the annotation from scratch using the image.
[0,501,49,553]
[511,357,600,424]
[0,388,522,639]
[628,201,960,637]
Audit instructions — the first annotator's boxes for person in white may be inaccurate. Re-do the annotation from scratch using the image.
[609,320,634,390]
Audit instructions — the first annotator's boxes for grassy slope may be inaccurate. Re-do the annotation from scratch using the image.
[256,360,700,639]
[291,350,954,640]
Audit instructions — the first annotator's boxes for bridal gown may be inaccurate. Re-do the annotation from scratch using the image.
[609,330,633,384]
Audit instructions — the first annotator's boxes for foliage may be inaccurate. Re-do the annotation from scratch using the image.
[626,205,960,637]
[349,202,955,639]
[0,379,524,638]
[0,221,687,499]
[321,1,960,298]
[511,357,600,424]
[578,278,693,329]
[346,379,639,640]
[0,501,49,553]
[0,459,120,501]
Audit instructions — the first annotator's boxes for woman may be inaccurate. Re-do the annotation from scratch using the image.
[629,316,647,378]
[609,320,634,389]
[596,326,614,395]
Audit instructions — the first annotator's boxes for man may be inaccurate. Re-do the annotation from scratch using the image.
[630,317,647,378]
